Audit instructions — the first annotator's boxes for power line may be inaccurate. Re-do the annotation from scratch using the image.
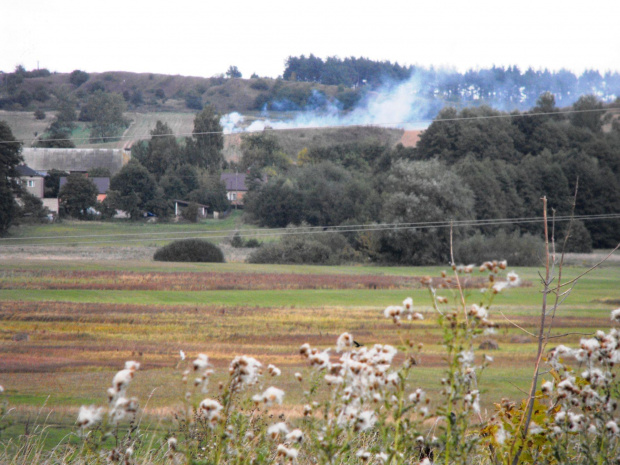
[2,213,618,248]
[0,107,616,146]
[1,213,618,243]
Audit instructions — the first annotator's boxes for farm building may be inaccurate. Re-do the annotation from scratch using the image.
[173,199,210,219]
[21,148,129,175]
[220,173,247,206]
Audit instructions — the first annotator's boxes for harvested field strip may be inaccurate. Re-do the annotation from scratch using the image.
[0,286,612,313]
[0,269,499,291]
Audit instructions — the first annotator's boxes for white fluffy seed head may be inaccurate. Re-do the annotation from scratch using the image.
[124,361,140,371]
[268,422,289,439]
[267,364,281,377]
[336,332,354,351]
[76,405,104,428]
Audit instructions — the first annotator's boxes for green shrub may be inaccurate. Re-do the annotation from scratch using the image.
[181,202,199,223]
[154,239,224,263]
[245,238,261,248]
[248,228,356,265]
[230,232,244,248]
[454,229,545,266]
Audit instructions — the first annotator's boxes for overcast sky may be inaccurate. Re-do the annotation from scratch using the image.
[2,0,619,78]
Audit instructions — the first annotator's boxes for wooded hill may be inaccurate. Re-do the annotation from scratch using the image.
[0,68,342,114]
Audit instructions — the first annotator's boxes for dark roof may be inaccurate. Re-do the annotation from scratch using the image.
[173,199,210,208]
[220,173,247,191]
[16,164,43,177]
[59,177,110,195]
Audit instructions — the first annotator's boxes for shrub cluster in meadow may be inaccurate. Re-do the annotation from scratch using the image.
[1,260,619,464]
[153,239,224,263]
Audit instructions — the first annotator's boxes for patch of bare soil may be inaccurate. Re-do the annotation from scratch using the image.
[399,129,423,147]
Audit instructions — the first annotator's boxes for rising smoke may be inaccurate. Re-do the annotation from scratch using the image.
[220,72,434,133]
[220,68,618,134]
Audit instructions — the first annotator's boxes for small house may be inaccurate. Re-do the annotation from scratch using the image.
[15,165,44,198]
[220,173,247,206]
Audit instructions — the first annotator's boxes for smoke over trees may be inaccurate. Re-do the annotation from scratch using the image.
[283,55,620,110]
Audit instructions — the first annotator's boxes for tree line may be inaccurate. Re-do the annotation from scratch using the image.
[242,93,620,265]
[283,55,620,110]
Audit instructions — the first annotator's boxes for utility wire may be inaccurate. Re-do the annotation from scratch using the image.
[0,107,616,145]
[2,213,619,248]
[1,213,619,242]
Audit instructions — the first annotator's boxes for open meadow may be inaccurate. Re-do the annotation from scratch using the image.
[1,227,619,448]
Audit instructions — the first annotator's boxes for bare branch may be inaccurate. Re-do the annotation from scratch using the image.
[557,242,620,289]
[449,222,468,324]
[511,197,550,465]
[508,381,530,396]
[548,332,595,339]
[498,310,536,337]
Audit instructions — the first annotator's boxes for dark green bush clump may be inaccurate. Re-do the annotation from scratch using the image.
[248,228,356,265]
[245,238,262,248]
[455,230,545,266]
[230,232,244,248]
[154,239,224,263]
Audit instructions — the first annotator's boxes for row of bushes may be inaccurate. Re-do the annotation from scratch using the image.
[153,229,559,267]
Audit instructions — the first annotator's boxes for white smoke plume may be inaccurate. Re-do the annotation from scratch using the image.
[220,73,432,134]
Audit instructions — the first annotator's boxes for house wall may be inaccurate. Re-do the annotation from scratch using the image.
[227,190,246,206]
[42,198,59,213]
[19,176,44,198]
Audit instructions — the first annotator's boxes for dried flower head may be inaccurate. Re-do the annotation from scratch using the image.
[111,369,134,394]
[355,410,376,432]
[252,386,285,406]
[267,364,281,377]
[229,355,262,387]
[276,444,299,459]
[193,354,209,371]
[285,428,304,444]
[337,332,354,351]
[469,304,488,319]
[199,398,223,427]
[268,422,289,440]
[76,405,104,429]
[507,271,521,287]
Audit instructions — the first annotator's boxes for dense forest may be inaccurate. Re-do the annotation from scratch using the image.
[283,55,620,110]
[242,92,620,265]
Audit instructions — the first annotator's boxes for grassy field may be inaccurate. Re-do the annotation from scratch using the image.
[0,110,51,147]
[0,247,618,444]
[1,211,260,247]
